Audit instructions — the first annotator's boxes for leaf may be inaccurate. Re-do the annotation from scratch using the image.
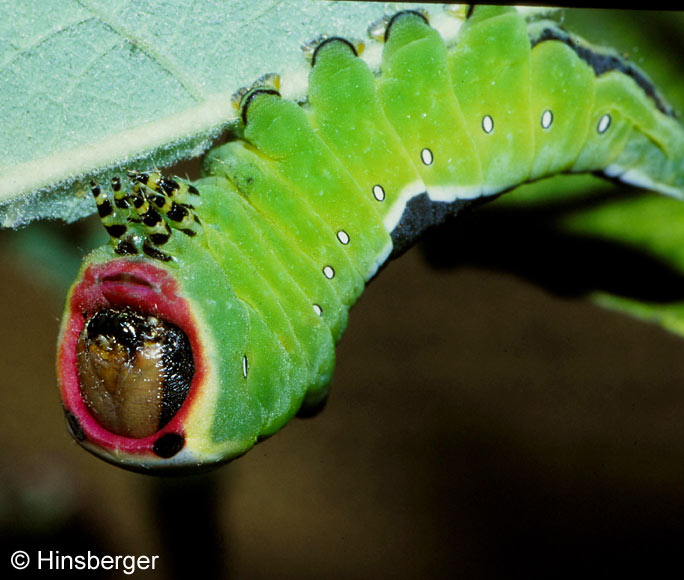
[557,188,684,335]
[0,0,437,228]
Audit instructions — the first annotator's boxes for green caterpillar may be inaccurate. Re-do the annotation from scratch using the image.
[56,6,684,472]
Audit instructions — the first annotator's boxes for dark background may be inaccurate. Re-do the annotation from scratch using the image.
[2,7,684,580]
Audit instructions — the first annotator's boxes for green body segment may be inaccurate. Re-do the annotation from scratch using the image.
[306,39,426,231]
[203,141,365,310]
[527,35,596,180]
[198,194,311,435]
[196,177,336,427]
[573,71,684,194]
[63,6,684,470]
[572,73,643,173]
[239,93,393,280]
[152,232,265,455]
[377,12,483,201]
[447,6,534,193]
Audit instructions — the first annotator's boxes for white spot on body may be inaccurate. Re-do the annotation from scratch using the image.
[336,230,350,245]
[323,266,335,279]
[482,115,494,134]
[372,184,386,201]
[420,148,433,165]
[597,113,611,134]
[242,355,248,378]
[541,109,553,129]
[313,304,322,316]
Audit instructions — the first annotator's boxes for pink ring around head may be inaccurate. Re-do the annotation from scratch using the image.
[57,259,204,455]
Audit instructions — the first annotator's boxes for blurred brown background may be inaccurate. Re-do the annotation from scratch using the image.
[2,7,684,580]
[4,210,684,579]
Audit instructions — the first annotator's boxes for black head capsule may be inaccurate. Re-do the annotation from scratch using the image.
[77,308,194,438]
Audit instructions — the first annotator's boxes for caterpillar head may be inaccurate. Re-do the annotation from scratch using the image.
[59,255,210,472]
[77,306,193,441]
[57,175,257,473]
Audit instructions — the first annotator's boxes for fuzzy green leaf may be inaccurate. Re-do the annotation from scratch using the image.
[0,0,435,227]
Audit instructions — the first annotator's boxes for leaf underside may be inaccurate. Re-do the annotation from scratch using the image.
[0,0,437,227]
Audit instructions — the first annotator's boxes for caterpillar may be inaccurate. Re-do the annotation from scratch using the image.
[56,5,684,473]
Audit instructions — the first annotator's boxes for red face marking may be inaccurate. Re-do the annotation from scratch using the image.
[57,259,205,456]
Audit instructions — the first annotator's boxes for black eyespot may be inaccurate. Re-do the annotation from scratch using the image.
[64,410,85,442]
[153,433,185,458]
